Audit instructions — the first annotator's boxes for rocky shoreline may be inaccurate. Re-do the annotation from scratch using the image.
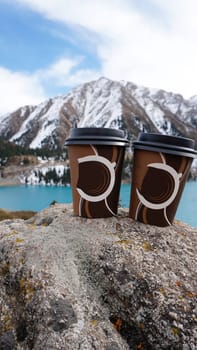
[0,179,22,187]
[0,158,70,187]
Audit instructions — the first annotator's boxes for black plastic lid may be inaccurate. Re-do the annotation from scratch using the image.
[65,127,129,146]
[133,132,197,158]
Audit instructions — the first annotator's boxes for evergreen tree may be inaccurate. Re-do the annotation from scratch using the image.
[61,167,70,185]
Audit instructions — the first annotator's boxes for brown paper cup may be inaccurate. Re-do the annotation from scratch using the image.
[129,133,197,227]
[65,128,129,218]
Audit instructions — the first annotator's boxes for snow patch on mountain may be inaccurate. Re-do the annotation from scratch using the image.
[21,164,69,186]
[10,96,66,148]
[29,97,63,148]
[10,104,44,142]
[77,79,122,128]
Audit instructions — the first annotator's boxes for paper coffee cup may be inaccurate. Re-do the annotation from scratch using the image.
[129,133,197,227]
[65,128,129,218]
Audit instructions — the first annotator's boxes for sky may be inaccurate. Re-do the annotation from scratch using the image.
[0,0,197,115]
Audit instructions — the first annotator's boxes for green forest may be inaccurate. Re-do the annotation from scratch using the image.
[0,138,66,165]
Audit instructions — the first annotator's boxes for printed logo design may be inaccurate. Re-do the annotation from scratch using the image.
[77,155,116,202]
[134,152,189,226]
[136,163,182,210]
[75,145,123,218]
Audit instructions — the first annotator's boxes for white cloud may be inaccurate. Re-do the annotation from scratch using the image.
[0,67,46,115]
[38,57,81,85]
[14,0,197,98]
[1,0,197,115]
[0,56,100,114]
[15,0,129,35]
[37,56,99,86]
[60,68,101,87]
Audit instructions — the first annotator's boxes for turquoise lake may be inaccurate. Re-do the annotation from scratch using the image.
[0,182,196,227]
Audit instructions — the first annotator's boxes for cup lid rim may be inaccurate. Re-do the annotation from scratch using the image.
[65,127,129,144]
[133,132,197,153]
[133,141,197,156]
[137,132,196,149]
[66,135,129,141]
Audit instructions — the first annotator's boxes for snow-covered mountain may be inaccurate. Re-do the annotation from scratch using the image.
[0,77,197,149]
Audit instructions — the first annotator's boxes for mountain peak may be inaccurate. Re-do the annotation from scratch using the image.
[0,78,196,149]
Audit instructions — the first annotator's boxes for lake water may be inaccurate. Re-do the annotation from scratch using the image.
[0,182,196,227]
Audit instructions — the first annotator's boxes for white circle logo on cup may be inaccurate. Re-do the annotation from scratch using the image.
[136,163,182,210]
[76,155,116,202]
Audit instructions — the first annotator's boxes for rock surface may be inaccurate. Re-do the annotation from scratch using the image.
[0,204,196,350]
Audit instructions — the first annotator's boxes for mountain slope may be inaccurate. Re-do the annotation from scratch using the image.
[0,77,197,149]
